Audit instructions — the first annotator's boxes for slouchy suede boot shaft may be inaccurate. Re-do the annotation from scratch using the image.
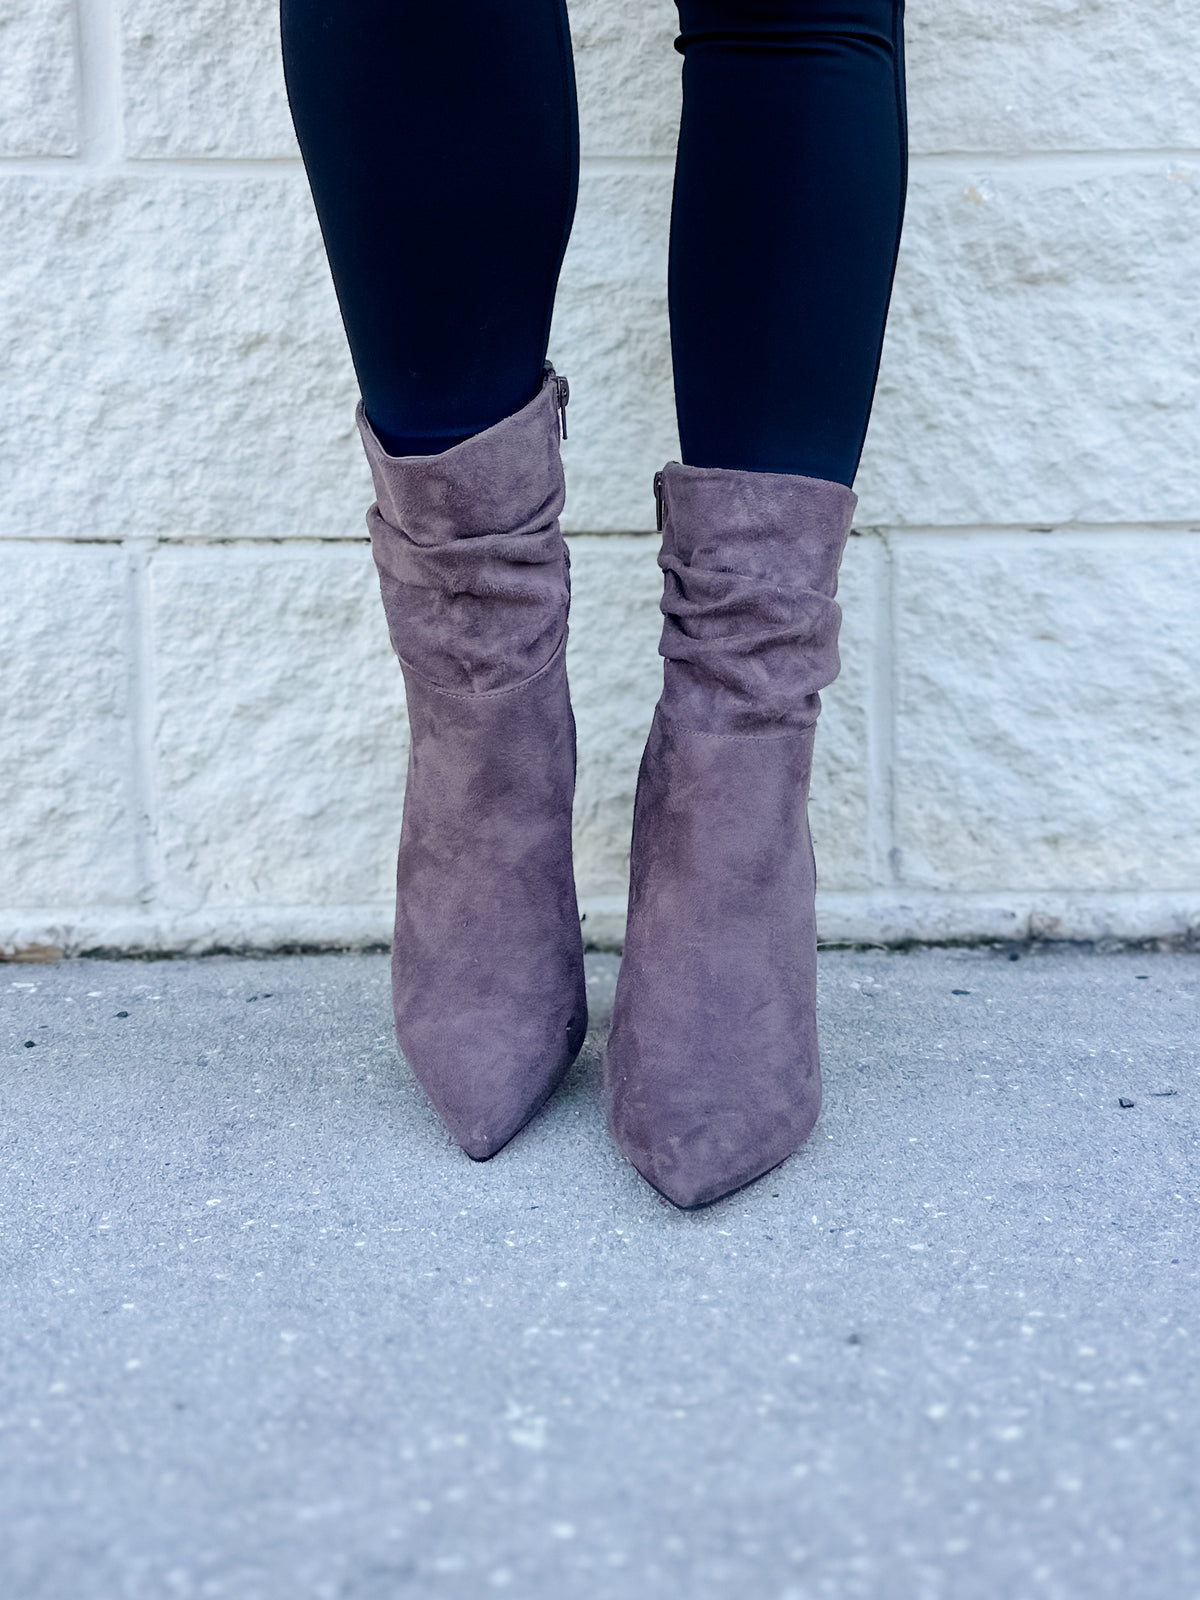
[358,369,586,1159]
[606,461,856,1207]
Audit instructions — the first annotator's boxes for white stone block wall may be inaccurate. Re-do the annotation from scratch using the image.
[2,0,1198,956]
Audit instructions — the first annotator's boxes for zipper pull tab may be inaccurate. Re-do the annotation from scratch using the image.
[654,470,665,531]
[543,362,569,439]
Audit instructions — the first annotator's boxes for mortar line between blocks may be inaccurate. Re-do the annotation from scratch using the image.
[74,0,122,166]
[5,147,1200,178]
[126,540,163,915]
[911,147,1200,173]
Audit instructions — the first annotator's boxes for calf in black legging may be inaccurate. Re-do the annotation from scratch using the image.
[280,0,906,483]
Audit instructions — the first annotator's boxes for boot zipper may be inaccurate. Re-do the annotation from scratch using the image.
[654,470,665,531]
[544,361,570,439]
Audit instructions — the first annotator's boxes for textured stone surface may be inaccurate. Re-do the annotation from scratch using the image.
[856,161,1200,527]
[150,543,406,913]
[0,546,139,916]
[118,0,681,162]
[908,0,1200,154]
[0,0,77,157]
[567,537,663,899]
[814,889,1200,949]
[808,533,876,892]
[0,174,365,545]
[892,532,1200,891]
[572,0,682,158]
[553,170,679,534]
[121,0,298,159]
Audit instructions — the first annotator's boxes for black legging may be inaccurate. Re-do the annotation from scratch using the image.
[281,0,906,487]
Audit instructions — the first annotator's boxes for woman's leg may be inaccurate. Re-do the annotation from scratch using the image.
[607,1,908,1208]
[281,2,587,1161]
[669,0,907,484]
[280,0,578,455]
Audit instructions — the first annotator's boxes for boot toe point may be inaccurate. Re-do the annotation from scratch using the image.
[412,1028,583,1163]
[632,1153,784,1211]
[614,1101,820,1210]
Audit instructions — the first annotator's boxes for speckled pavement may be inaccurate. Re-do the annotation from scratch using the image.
[2,947,1197,1600]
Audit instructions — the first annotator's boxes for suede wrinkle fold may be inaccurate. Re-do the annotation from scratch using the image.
[359,380,570,694]
[359,373,586,1160]
[607,460,855,1208]
[656,463,855,735]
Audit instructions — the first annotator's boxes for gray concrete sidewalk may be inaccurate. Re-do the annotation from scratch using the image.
[2,947,1198,1600]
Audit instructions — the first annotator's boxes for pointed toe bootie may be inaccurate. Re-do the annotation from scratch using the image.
[605,462,856,1207]
[359,368,586,1160]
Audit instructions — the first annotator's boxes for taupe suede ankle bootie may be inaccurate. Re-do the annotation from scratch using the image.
[358,367,586,1159]
[606,461,856,1208]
